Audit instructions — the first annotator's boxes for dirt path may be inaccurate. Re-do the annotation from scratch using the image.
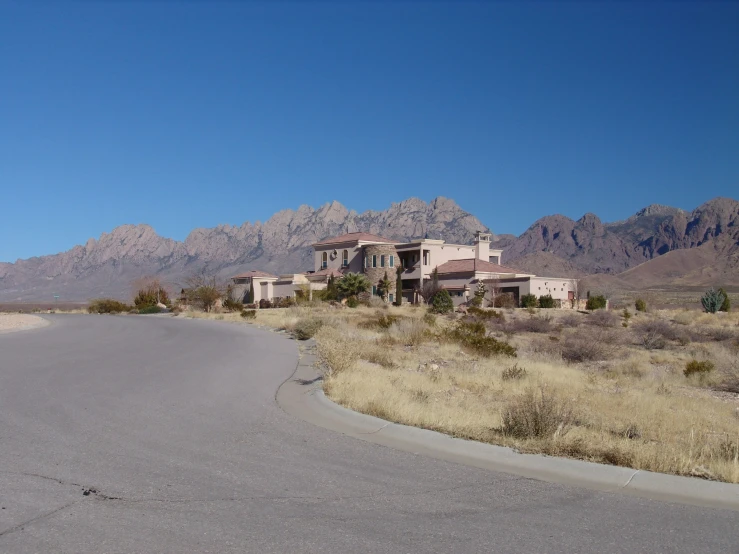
[0,313,49,334]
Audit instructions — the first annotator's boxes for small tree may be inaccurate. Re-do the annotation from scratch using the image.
[325,275,339,301]
[430,289,453,314]
[635,298,647,312]
[520,294,538,309]
[246,280,255,304]
[586,295,607,311]
[718,287,731,312]
[488,278,502,309]
[132,276,170,308]
[184,272,223,312]
[701,288,725,314]
[336,272,371,299]
[377,271,392,300]
[394,266,403,306]
[474,280,487,307]
[416,268,442,304]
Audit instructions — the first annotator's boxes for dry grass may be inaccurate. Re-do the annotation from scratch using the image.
[204,301,739,483]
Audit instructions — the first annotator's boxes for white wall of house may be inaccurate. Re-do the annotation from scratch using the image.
[529,277,577,302]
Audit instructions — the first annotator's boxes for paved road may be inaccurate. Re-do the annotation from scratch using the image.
[0,315,736,553]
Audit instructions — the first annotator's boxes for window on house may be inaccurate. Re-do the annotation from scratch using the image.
[372,285,377,296]
[322,252,327,269]
[380,255,385,267]
[389,293,394,303]
[389,255,394,268]
[342,250,349,267]
[372,255,377,268]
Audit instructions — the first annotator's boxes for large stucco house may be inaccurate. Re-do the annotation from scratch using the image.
[231,231,578,307]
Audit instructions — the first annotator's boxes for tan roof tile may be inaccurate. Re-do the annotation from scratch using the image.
[313,232,400,246]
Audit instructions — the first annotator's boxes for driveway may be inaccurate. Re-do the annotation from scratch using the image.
[0,315,736,553]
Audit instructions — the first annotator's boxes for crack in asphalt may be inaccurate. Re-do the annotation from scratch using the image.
[0,500,83,539]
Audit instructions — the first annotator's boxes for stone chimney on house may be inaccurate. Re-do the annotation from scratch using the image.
[474,231,491,261]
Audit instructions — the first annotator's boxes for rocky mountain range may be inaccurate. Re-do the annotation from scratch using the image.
[0,196,737,302]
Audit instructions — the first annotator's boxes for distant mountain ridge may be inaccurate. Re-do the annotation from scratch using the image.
[0,196,737,301]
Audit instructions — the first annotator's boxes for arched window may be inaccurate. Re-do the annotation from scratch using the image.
[321,252,327,269]
[342,250,349,267]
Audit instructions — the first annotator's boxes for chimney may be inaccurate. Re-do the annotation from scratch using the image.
[474,231,491,262]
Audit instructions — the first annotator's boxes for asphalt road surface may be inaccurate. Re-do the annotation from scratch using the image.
[0,315,736,553]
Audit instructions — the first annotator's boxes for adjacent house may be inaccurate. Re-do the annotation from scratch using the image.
[231,231,578,307]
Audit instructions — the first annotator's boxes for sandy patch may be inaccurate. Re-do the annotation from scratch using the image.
[0,314,50,334]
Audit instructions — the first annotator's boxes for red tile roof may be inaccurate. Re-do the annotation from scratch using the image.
[434,259,522,275]
[313,232,400,246]
[231,270,278,280]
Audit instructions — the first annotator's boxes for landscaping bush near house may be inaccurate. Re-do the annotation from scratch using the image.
[138,305,162,315]
[259,299,273,309]
[222,298,244,312]
[520,294,538,309]
[501,386,574,439]
[88,299,133,314]
[538,294,556,309]
[585,295,607,310]
[240,309,256,320]
[635,298,647,312]
[493,292,517,309]
[684,359,715,377]
[293,318,324,340]
[429,290,454,314]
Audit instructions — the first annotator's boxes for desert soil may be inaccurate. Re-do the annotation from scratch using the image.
[0,313,49,333]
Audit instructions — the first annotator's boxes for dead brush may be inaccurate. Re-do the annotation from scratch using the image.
[506,314,554,334]
[501,385,575,439]
[587,310,619,328]
[561,327,620,363]
[501,363,528,381]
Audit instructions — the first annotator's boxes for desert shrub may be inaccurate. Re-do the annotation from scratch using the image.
[240,309,256,320]
[429,290,454,314]
[508,314,553,334]
[445,321,516,357]
[501,386,574,439]
[561,328,619,362]
[501,363,528,381]
[684,359,715,377]
[494,293,517,309]
[138,305,162,315]
[718,288,731,312]
[586,295,607,310]
[702,327,737,342]
[88,299,133,314]
[389,318,429,346]
[701,288,725,313]
[293,318,324,340]
[422,312,437,326]
[134,286,170,309]
[635,298,647,312]
[368,296,387,309]
[346,296,359,308]
[538,294,556,309]
[259,299,273,309]
[358,311,400,330]
[560,313,582,328]
[520,294,538,309]
[277,297,296,308]
[468,306,504,320]
[632,319,680,350]
[222,298,244,312]
[587,310,619,328]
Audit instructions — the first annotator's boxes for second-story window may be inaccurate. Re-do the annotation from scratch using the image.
[380,255,385,267]
[322,252,327,269]
[342,250,349,267]
[372,255,377,268]
[389,255,394,268]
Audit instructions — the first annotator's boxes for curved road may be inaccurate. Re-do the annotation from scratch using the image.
[0,315,736,553]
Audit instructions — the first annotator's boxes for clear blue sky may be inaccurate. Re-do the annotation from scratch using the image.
[2,1,737,262]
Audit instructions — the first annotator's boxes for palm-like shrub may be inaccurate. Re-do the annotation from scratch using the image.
[337,272,371,299]
[701,288,725,313]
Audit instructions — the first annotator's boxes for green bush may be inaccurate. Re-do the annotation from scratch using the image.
[429,290,454,314]
[520,294,538,309]
[467,306,504,320]
[683,359,715,377]
[586,295,607,310]
[501,363,527,381]
[346,296,359,308]
[635,298,647,312]
[293,318,323,340]
[259,299,273,309]
[240,309,256,320]
[718,288,731,312]
[133,286,170,309]
[701,288,725,313]
[138,305,162,314]
[445,321,516,358]
[538,295,555,309]
[422,312,437,326]
[88,299,133,314]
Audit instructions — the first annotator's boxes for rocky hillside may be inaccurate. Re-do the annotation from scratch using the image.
[1,196,736,302]
[0,197,490,301]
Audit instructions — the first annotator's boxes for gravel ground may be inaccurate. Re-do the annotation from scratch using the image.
[0,314,49,334]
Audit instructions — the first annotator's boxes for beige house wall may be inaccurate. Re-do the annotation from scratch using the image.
[313,243,365,273]
[529,277,578,302]
[396,240,504,280]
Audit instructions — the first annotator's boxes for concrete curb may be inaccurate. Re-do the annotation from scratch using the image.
[277,340,739,512]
